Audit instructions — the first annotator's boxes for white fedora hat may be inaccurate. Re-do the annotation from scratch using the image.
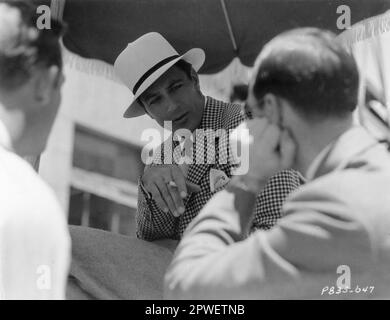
[114,32,206,118]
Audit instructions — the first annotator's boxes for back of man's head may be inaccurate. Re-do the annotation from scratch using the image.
[0,0,66,156]
[252,28,359,121]
[0,0,64,91]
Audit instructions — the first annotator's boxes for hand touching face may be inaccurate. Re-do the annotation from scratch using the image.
[244,118,296,182]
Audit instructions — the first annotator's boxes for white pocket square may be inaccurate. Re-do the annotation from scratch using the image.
[209,168,230,192]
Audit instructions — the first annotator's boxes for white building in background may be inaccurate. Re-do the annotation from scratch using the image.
[39,48,251,237]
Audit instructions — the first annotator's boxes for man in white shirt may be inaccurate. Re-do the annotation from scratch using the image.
[0,1,70,299]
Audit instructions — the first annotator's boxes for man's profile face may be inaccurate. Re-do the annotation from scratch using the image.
[140,64,204,132]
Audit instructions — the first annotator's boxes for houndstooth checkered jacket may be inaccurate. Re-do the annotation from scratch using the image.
[137,96,303,241]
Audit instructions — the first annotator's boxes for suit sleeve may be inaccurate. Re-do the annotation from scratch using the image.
[222,103,303,232]
[250,170,303,231]
[136,177,179,241]
[164,184,373,299]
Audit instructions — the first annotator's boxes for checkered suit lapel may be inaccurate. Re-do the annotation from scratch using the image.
[185,96,222,187]
[186,163,209,188]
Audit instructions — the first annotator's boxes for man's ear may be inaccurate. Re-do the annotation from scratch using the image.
[190,68,201,93]
[34,65,61,106]
[263,93,282,125]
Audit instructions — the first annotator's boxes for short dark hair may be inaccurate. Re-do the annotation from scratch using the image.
[174,59,193,79]
[0,0,66,90]
[252,28,359,120]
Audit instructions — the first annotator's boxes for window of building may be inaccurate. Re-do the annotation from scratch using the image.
[68,125,144,237]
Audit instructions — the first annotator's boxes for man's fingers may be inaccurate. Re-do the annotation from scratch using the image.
[280,129,296,169]
[261,123,281,149]
[157,179,182,217]
[166,182,185,216]
[155,179,177,216]
[247,117,269,140]
[142,165,188,216]
[148,183,169,213]
[171,167,188,198]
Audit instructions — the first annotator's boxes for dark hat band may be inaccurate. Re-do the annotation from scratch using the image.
[132,54,180,95]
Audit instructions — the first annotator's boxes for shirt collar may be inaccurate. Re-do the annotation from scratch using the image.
[198,96,219,130]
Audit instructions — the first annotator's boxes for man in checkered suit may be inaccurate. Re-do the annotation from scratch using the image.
[114,33,302,241]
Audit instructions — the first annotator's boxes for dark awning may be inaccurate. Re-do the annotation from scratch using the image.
[54,0,390,73]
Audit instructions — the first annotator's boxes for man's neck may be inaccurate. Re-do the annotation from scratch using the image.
[294,117,353,175]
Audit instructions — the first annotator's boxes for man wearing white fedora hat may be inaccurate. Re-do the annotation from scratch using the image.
[114,32,302,241]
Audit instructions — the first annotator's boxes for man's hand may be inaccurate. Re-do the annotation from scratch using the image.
[245,118,296,190]
[141,165,200,217]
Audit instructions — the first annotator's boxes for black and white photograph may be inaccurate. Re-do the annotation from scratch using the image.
[0,0,390,308]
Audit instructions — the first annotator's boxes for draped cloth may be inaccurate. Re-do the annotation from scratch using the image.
[66,225,178,300]
[338,10,390,140]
